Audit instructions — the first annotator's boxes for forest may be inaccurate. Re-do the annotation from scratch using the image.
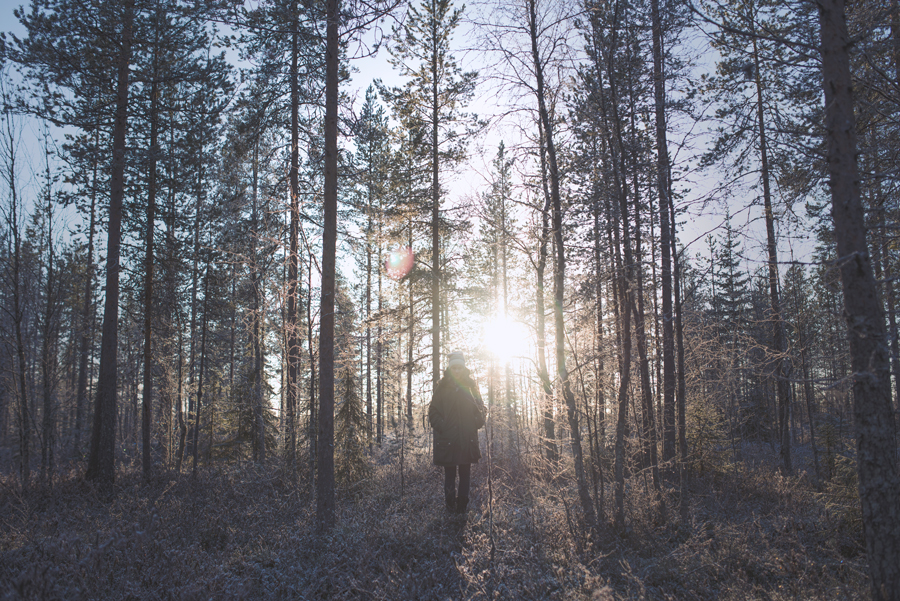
[0,0,899,598]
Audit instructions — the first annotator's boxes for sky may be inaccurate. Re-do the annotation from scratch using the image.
[0,0,819,278]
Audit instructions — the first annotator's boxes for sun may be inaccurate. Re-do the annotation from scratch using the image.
[482,314,530,364]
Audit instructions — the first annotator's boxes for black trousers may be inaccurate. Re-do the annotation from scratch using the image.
[444,464,471,501]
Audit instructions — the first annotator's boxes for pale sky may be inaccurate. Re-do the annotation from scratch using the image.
[0,0,818,275]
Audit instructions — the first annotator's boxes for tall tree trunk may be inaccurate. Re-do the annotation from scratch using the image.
[651,0,676,464]
[592,172,605,450]
[406,217,415,426]
[500,173,514,452]
[74,129,99,459]
[819,0,900,596]
[800,343,820,480]
[4,102,29,488]
[86,0,134,484]
[528,0,596,532]
[631,169,663,500]
[307,245,317,475]
[192,265,210,474]
[317,0,339,531]
[612,208,632,530]
[670,194,687,472]
[430,0,442,389]
[366,206,373,445]
[142,55,160,480]
[286,0,301,468]
[536,118,557,465]
[176,122,208,473]
[596,2,634,528]
[377,207,385,438]
[40,151,57,484]
[251,142,265,463]
[750,25,792,475]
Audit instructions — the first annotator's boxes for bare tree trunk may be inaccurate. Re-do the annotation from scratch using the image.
[366,205,373,446]
[591,0,636,530]
[631,170,663,503]
[377,207,385,438]
[591,147,606,452]
[406,217,414,427]
[192,265,210,475]
[176,122,209,473]
[251,143,265,463]
[612,215,632,531]
[307,245,317,475]
[669,193,688,521]
[2,91,30,488]
[536,119,557,465]
[430,0,442,389]
[40,146,58,485]
[819,0,900,595]
[750,23,792,475]
[86,0,134,485]
[74,128,99,460]
[317,0,339,532]
[800,343,820,480]
[651,0,676,464]
[286,0,301,469]
[527,0,595,533]
[500,168,514,453]
[141,51,160,479]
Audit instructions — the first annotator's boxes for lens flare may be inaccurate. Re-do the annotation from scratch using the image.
[385,247,414,280]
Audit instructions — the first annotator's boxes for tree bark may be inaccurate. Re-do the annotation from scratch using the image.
[74,128,99,460]
[631,169,663,501]
[591,150,606,451]
[670,175,688,521]
[192,264,210,474]
[430,0,442,389]
[251,141,265,463]
[750,23,792,475]
[317,0,339,532]
[86,0,134,485]
[142,51,160,480]
[536,118,557,465]
[819,0,900,596]
[3,97,30,488]
[406,217,414,427]
[286,0,301,468]
[651,0,676,464]
[527,0,596,532]
[40,147,58,484]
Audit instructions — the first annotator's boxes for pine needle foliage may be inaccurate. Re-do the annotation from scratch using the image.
[217,363,277,460]
[335,365,370,489]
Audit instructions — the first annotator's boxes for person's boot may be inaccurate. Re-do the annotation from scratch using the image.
[456,496,468,515]
[444,489,456,513]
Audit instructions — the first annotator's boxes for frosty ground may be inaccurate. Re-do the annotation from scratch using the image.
[0,437,868,600]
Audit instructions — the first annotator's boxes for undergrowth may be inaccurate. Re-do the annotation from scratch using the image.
[0,439,867,600]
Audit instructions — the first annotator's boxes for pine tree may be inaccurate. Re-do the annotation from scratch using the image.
[819,0,900,593]
[698,0,820,474]
[12,0,139,485]
[351,86,391,445]
[378,0,478,388]
[335,366,370,489]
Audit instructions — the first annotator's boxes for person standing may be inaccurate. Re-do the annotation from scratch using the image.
[428,352,487,515]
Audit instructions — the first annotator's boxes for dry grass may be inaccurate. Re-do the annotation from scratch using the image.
[0,438,868,600]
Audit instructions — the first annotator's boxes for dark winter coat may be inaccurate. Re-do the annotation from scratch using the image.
[428,370,486,466]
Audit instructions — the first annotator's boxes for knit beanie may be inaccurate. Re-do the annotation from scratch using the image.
[448,351,466,369]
